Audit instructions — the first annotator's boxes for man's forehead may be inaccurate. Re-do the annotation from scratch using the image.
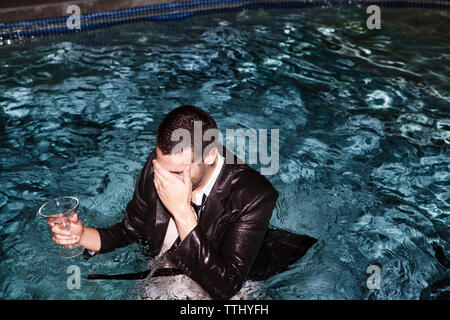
[155,147,193,171]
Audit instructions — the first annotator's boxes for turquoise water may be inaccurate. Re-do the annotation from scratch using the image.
[0,6,449,299]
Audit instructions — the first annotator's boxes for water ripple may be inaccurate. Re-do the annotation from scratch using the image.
[0,6,449,300]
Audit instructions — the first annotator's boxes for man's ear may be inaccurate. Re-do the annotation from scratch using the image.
[203,147,218,166]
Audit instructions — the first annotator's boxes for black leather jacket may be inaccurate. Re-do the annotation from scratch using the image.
[87,147,279,300]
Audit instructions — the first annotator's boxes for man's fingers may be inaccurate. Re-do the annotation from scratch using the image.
[154,171,164,189]
[47,217,62,227]
[54,233,78,240]
[153,160,176,182]
[52,235,79,246]
[153,178,160,191]
[70,212,79,223]
[51,225,72,236]
[153,167,161,182]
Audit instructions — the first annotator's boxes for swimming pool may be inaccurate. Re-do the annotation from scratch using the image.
[0,6,449,299]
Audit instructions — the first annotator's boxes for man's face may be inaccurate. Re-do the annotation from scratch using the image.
[155,147,206,190]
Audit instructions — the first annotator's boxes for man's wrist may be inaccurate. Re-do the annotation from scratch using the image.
[79,226,101,251]
[174,206,198,241]
[79,226,89,246]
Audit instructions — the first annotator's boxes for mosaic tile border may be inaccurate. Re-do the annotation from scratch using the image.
[1,0,449,39]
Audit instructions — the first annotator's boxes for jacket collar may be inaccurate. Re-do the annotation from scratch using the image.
[198,143,239,217]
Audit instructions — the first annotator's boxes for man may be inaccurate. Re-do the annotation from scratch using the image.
[49,105,279,300]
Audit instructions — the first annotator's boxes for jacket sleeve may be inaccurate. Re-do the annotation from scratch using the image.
[85,151,155,257]
[168,188,278,300]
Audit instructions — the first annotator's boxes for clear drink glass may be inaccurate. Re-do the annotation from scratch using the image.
[39,196,84,259]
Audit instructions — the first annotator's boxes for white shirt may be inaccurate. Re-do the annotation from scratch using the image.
[159,153,225,255]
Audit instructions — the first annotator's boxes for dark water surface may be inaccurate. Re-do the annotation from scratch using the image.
[0,6,449,299]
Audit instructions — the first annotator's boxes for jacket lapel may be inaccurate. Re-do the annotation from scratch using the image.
[197,154,233,233]
[151,197,170,254]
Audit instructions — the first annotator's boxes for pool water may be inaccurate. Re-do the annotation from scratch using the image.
[0,6,449,299]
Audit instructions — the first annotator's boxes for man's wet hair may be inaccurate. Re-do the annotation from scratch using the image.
[156,105,218,158]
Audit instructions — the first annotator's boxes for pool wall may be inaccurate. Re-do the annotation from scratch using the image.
[1,0,449,39]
